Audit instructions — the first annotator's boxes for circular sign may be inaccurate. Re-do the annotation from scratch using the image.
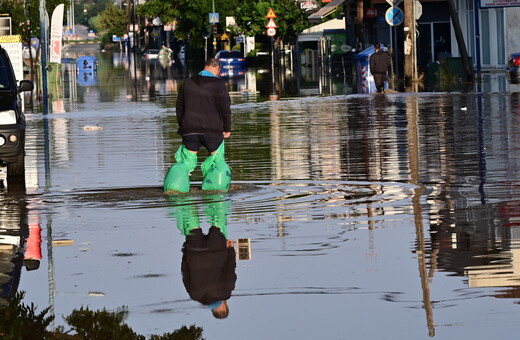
[385,7,404,26]
[267,27,276,37]
[341,44,352,52]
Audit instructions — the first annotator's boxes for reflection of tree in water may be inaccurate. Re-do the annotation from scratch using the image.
[0,292,205,339]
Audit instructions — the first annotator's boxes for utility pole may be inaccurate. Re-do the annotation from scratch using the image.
[39,0,48,114]
[212,0,216,54]
[447,0,474,82]
[403,0,417,87]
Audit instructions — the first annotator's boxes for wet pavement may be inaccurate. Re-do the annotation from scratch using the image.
[2,44,520,338]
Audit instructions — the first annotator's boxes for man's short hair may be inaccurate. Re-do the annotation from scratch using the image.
[205,58,221,68]
[212,304,229,319]
[374,43,380,49]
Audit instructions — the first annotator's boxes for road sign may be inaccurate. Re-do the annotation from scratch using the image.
[209,12,220,23]
[0,17,12,36]
[266,18,278,28]
[267,27,276,37]
[385,7,404,26]
[266,8,277,18]
[385,0,403,7]
[414,0,422,19]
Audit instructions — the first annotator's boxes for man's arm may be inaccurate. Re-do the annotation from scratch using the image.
[176,83,185,126]
[217,82,232,134]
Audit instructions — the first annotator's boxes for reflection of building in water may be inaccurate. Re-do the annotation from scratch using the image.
[425,94,520,296]
[270,100,342,180]
[270,96,404,181]
[428,202,520,297]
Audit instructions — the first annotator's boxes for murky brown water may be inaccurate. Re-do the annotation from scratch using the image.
[2,46,520,338]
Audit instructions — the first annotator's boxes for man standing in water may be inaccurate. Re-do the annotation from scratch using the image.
[164,58,232,193]
[176,58,232,155]
[369,43,391,94]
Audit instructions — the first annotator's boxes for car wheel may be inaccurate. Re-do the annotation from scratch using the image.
[7,153,25,182]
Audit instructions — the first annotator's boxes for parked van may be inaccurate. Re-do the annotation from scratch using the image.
[0,45,34,182]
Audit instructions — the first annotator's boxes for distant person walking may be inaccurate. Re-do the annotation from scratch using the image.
[369,43,392,93]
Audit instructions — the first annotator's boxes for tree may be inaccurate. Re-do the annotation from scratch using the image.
[99,3,127,37]
[233,0,311,39]
[74,0,112,28]
[0,0,69,81]
[136,0,239,48]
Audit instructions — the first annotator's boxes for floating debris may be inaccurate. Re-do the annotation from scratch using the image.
[52,239,74,246]
[83,125,103,130]
[88,292,105,297]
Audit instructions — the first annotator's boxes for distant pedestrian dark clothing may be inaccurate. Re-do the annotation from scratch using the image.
[370,49,391,93]
[181,227,237,306]
[176,74,232,137]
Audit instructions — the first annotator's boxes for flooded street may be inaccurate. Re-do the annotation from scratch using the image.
[3,44,520,338]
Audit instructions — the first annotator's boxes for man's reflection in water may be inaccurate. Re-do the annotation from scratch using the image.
[171,195,236,319]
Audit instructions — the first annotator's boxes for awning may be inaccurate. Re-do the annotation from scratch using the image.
[298,18,346,42]
[308,0,346,23]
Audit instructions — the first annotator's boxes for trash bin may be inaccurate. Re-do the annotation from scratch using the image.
[76,56,98,87]
[76,56,98,71]
[354,44,389,94]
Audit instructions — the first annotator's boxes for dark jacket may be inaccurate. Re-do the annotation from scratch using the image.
[369,50,391,74]
[181,228,237,305]
[176,74,232,136]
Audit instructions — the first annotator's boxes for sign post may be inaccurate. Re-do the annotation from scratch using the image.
[40,0,49,114]
[0,17,12,35]
[265,8,277,95]
[209,13,219,54]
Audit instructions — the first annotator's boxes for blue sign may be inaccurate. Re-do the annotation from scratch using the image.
[385,7,404,26]
[209,12,219,23]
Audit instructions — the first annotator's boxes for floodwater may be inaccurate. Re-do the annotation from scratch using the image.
[2,44,520,338]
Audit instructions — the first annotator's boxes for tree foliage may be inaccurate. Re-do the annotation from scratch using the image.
[233,0,311,38]
[0,292,206,339]
[137,0,238,47]
[98,3,127,37]
[0,0,69,42]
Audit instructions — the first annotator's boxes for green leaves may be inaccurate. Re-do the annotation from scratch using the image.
[234,0,311,37]
[0,292,207,339]
[99,3,127,37]
[0,292,54,339]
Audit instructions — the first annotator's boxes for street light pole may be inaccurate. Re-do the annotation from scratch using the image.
[212,0,216,55]
[39,0,49,114]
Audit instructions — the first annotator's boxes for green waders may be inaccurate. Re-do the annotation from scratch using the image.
[169,197,201,236]
[164,142,231,193]
[201,142,232,191]
[203,194,230,238]
[163,145,198,193]
[169,195,229,237]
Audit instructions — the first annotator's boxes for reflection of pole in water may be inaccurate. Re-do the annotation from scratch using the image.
[407,96,435,337]
[46,213,56,329]
[477,94,486,204]
[271,37,275,95]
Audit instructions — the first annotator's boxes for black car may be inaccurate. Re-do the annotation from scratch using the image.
[506,52,520,84]
[0,45,33,181]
